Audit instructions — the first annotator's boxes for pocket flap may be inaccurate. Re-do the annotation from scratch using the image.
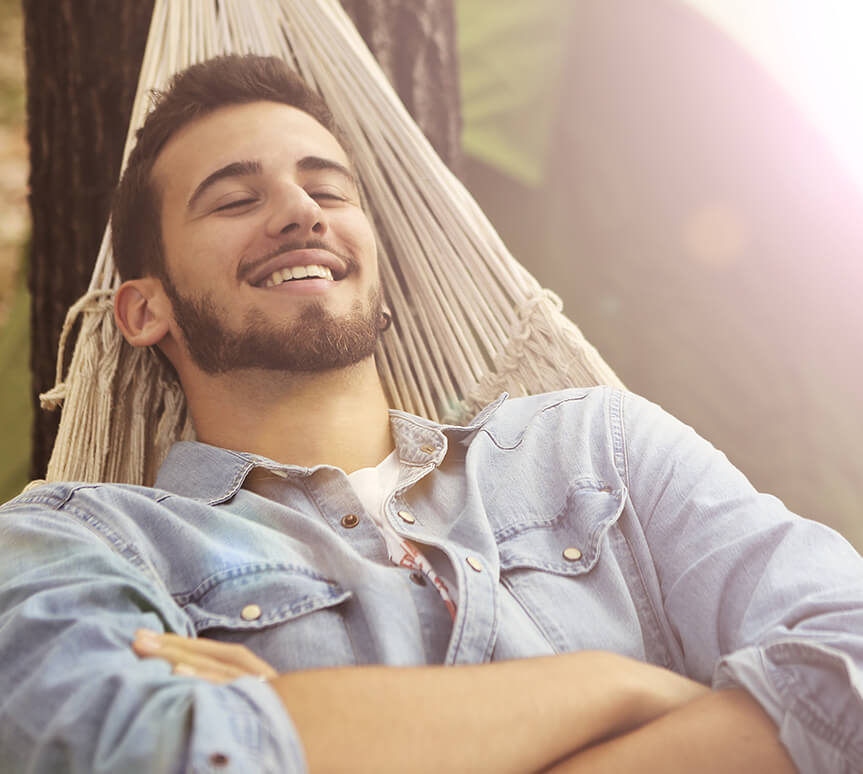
[497,481,626,576]
[180,564,352,632]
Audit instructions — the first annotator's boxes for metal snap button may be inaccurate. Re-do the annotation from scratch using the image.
[341,513,360,529]
[241,604,262,621]
[563,547,583,562]
[420,444,436,454]
[397,509,416,524]
[209,752,230,767]
[466,556,483,572]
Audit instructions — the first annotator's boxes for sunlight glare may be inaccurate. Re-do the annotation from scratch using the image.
[682,0,863,194]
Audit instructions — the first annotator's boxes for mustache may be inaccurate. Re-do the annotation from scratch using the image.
[238,239,358,282]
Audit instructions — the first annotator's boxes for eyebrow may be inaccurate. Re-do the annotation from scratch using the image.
[186,155,359,211]
[296,155,359,189]
[187,160,262,210]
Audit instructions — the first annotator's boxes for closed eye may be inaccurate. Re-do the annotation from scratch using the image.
[213,197,257,212]
[306,185,352,204]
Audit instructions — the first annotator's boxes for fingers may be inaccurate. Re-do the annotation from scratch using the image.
[132,629,278,684]
[134,636,246,683]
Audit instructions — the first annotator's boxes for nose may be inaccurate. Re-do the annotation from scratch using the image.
[265,184,327,240]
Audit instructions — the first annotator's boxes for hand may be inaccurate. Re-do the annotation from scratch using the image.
[132,629,278,684]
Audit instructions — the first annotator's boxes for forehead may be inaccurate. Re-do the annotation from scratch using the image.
[152,100,350,198]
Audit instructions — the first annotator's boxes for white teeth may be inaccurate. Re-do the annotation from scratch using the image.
[260,264,334,287]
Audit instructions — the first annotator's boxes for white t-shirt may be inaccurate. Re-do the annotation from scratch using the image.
[348,452,457,619]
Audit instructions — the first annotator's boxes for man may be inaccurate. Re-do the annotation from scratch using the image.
[1,55,861,773]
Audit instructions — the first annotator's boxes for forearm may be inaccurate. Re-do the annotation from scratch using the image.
[269,652,709,774]
[542,688,798,774]
[134,633,709,773]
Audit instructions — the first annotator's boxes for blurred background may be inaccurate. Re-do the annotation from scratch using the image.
[0,0,28,503]
[1,0,861,549]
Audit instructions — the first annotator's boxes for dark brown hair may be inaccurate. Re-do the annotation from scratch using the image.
[110,54,345,280]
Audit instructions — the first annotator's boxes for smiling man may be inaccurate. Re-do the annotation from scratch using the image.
[1,55,862,774]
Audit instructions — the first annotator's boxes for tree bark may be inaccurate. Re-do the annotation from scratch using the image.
[23,0,154,478]
[24,0,462,478]
[339,0,462,169]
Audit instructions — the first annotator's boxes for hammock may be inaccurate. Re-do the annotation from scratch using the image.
[40,0,623,487]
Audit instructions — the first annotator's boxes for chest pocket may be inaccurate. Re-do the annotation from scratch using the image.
[495,480,654,660]
[496,481,625,576]
[177,563,355,671]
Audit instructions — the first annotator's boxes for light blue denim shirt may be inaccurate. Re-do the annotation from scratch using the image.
[1,387,862,773]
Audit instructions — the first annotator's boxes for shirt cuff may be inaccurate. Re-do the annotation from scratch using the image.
[187,675,308,773]
[714,642,862,774]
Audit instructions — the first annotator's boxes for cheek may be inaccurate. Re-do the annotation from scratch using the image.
[339,212,378,267]
[168,225,255,286]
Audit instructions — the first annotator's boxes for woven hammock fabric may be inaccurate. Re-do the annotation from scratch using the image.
[40,0,622,487]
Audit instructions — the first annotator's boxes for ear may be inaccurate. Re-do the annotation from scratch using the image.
[114,277,172,348]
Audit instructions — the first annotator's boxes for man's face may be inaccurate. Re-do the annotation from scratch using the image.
[151,100,382,374]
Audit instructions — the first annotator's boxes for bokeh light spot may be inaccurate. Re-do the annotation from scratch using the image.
[682,202,748,268]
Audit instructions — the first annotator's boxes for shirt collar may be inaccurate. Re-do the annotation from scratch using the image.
[153,394,508,504]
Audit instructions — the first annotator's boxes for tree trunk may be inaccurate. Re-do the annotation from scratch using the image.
[24,0,462,478]
[23,0,154,478]
[339,0,462,169]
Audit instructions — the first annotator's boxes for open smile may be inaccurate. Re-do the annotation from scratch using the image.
[243,246,349,288]
[260,263,334,287]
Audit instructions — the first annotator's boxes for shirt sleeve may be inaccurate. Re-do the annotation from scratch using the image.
[0,489,308,774]
[621,389,863,774]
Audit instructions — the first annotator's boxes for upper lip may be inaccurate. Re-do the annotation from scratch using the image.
[240,244,350,286]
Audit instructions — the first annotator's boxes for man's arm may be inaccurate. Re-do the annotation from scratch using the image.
[134,634,799,774]
[134,632,709,774]
[543,688,797,774]
[619,389,863,773]
[275,657,687,774]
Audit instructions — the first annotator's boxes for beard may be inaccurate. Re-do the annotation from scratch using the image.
[160,272,383,375]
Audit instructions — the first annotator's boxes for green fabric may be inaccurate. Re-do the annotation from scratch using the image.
[456,0,576,186]
[0,264,32,501]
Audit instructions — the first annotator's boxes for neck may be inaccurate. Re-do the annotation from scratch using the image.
[181,357,393,473]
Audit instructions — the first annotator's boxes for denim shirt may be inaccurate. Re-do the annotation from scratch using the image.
[1,387,861,773]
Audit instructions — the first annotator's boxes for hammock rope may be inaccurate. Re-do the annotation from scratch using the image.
[40,0,622,487]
